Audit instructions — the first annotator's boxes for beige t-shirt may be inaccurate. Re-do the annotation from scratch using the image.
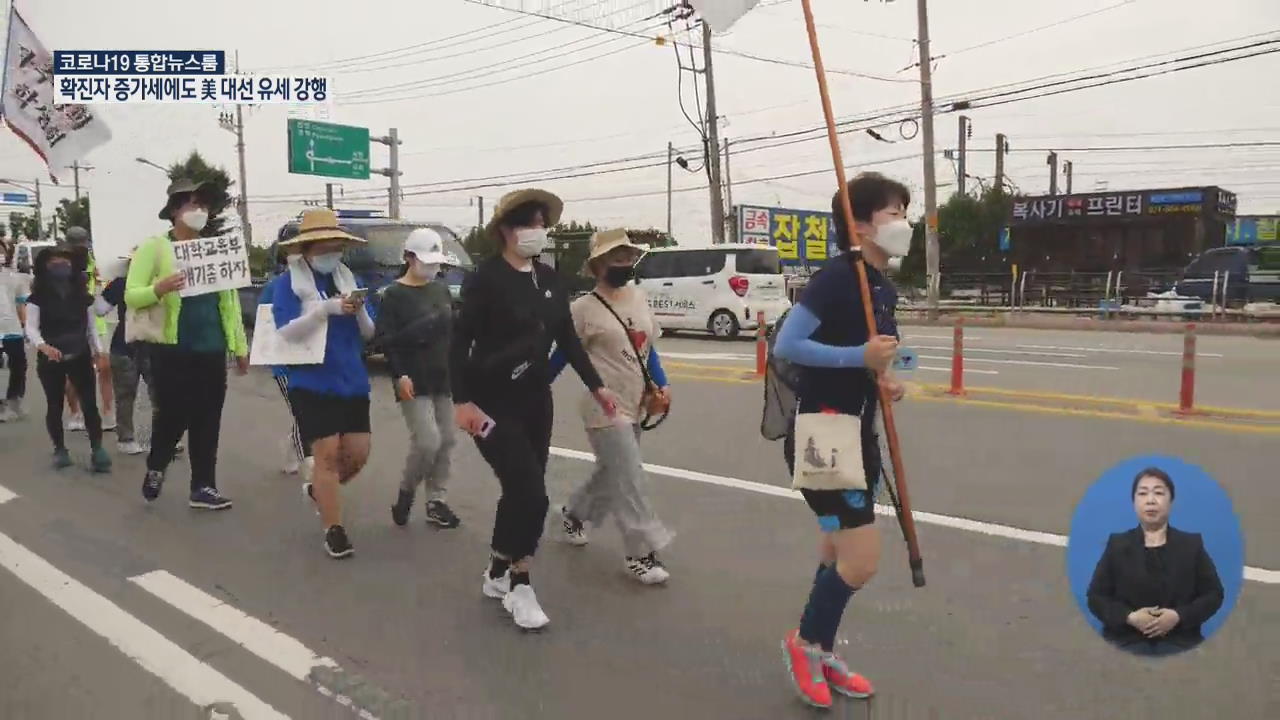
[571,287,661,429]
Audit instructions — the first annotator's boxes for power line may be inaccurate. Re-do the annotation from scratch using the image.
[966,141,1280,153]
[259,35,1280,202]
[932,0,1138,62]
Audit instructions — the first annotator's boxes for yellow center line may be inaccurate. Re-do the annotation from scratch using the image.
[914,382,1280,419]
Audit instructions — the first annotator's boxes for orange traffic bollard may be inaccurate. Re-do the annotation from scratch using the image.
[947,317,966,396]
[1177,323,1197,415]
[756,311,767,377]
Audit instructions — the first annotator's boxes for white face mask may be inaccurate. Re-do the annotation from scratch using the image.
[514,228,548,258]
[309,252,343,275]
[179,209,209,233]
[873,218,912,257]
[410,260,440,280]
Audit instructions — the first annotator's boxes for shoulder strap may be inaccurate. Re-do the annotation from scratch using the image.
[591,291,654,388]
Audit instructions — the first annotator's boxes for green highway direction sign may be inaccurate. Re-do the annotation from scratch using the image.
[287,119,370,180]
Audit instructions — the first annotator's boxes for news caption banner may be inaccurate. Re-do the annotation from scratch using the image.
[51,50,329,104]
[172,233,252,298]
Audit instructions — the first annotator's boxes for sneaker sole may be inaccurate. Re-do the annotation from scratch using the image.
[325,545,354,559]
[482,582,509,599]
[91,465,113,474]
[781,638,832,709]
[828,683,873,700]
[426,516,460,529]
[189,501,233,510]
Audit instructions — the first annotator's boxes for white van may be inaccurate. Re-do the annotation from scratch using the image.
[634,245,791,338]
[13,241,55,275]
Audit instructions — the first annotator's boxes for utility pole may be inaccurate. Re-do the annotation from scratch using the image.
[701,21,726,245]
[957,115,970,196]
[217,51,253,246]
[915,0,941,318]
[66,162,93,201]
[325,183,334,209]
[477,195,484,230]
[1048,151,1059,195]
[666,141,673,238]
[373,128,403,219]
[995,133,1008,195]
[724,138,735,243]
[1063,160,1074,194]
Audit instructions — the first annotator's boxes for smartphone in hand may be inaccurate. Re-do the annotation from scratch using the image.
[345,288,369,305]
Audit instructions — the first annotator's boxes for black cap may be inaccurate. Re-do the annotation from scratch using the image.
[159,178,214,220]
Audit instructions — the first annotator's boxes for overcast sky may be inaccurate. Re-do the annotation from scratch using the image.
[4,0,1279,247]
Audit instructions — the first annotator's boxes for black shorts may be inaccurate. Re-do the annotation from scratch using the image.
[784,418,881,532]
[287,388,370,451]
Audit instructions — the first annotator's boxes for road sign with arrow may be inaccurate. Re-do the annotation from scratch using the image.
[287,119,370,180]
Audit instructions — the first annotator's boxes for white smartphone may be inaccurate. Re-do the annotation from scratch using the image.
[478,417,497,438]
[345,288,369,305]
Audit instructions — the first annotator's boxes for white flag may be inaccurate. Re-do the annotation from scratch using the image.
[0,7,111,177]
[689,0,762,31]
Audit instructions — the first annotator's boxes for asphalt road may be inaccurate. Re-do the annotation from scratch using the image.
[659,324,1280,412]
[1,332,1277,720]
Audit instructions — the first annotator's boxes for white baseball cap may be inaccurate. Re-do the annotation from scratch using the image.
[403,228,448,265]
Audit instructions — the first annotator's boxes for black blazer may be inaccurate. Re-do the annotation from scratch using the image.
[1086,526,1225,648]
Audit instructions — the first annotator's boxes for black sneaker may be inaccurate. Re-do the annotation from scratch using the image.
[391,489,414,527]
[425,500,460,529]
[141,470,165,501]
[325,525,354,559]
[189,487,232,510]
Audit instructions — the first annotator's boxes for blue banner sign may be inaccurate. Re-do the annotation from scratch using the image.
[1148,191,1204,205]
[1227,216,1279,246]
[1,192,30,204]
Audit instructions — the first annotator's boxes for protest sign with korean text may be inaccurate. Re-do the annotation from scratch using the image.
[172,233,251,297]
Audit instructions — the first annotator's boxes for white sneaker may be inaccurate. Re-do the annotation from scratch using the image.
[67,413,86,431]
[482,569,511,599]
[101,412,117,431]
[626,553,671,585]
[502,584,550,630]
[282,437,301,475]
[117,440,147,456]
[0,406,15,423]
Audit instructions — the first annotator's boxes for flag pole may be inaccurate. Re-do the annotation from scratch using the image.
[798,0,926,587]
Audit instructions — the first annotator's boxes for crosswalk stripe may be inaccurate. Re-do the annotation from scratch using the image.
[0,531,288,720]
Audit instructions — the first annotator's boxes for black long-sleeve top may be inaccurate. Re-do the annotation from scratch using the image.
[449,255,602,405]
[1086,526,1224,649]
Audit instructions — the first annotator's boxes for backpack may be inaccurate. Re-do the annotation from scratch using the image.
[760,307,801,441]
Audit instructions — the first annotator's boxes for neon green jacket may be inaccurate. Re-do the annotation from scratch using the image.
[124,233,248,357]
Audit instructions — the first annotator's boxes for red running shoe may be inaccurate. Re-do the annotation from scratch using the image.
[782,630,832,708]
[821,653,874,699]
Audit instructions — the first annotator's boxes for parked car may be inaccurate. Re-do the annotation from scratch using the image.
[633,245,792,338]
[240,212,474,338]
[1174,245,1280,304]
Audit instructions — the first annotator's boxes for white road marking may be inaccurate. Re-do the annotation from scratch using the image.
[908,334,985,341]
[130,570,338,683]
[130,571,380,720]
[918,365,1000,375]
[917,354,1120,370]
[0,484,16,504]
[1017,343,1225,358]
[912,345,1088,359]
[0,531,288,720]
[548,447,1278,585]
[662,351,754,361]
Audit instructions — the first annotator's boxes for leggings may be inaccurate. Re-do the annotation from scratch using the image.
[275,375,310,460]
[473,387,554,561]
[36,352,102,450]
[147,346,227,492]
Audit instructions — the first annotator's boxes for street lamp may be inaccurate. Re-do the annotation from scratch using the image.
[135,157,169,174]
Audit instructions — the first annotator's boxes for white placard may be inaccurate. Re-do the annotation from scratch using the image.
[172,233,251,297]
[249,303,326,366]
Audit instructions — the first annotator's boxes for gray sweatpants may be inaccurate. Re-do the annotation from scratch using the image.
[568,424,675,558]
[399,394,455,501]
[111,351,157,444]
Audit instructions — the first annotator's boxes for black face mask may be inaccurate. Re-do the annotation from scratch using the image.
[603,265,635,288]
[48,265,72,280]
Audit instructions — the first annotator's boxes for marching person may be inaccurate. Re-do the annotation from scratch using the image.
[96,251,158,456]
[550,228,675,585]
[269,208,374,559]
[24,246,112,472]
[450,188,618,630]
[127,178,249,510]
[375,228,460,529]
[773,173,912,709]
[258,245,311,479]
[0,243,30,422]
[64,226,115,432]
